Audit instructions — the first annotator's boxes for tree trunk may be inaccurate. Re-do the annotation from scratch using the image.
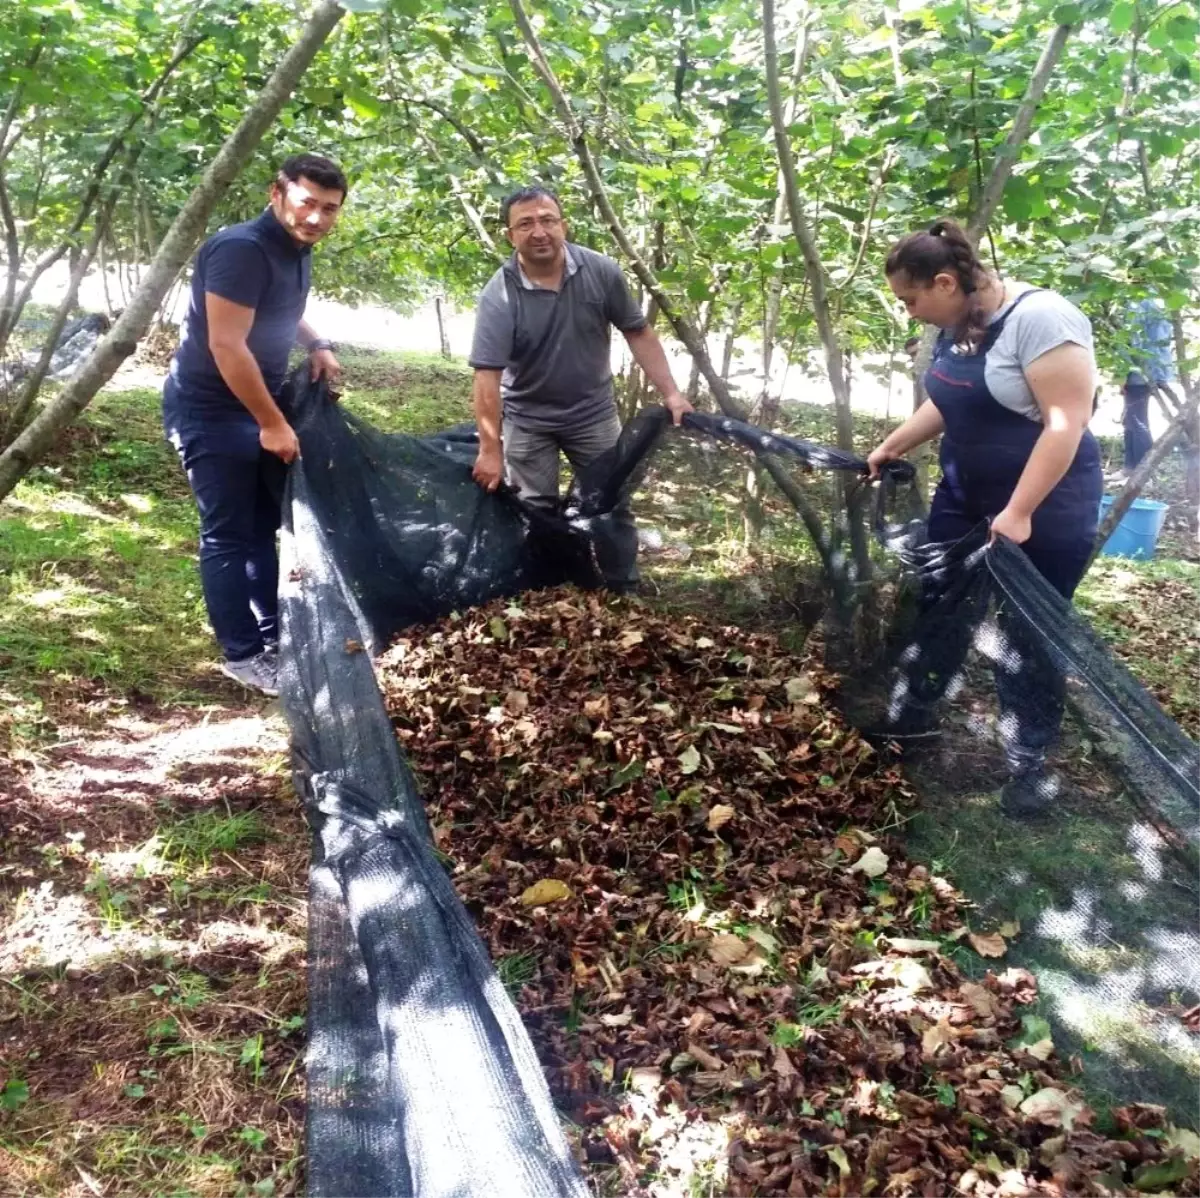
[2,196,113,443]
[966,23,1073,244]
[687,299,714,404]
[0,0,345,503]
[720,300,743,388]
[761,0,852,452]
[435,295,451,360]
[760,27,809,409]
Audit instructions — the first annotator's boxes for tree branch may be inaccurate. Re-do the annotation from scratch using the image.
[0,20,214,359]
[837,146,897,303]
[393,93,489,163]
[0,25,47,164]
[412,122,501,258]
[0,0,346,502]
[3,194,116,442]
[762,0,853,451]
[761,21,810,407]
[967,22,1072,244]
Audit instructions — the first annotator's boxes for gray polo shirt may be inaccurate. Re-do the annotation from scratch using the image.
[468,243,647,431]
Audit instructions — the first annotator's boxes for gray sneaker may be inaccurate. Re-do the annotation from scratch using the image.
[220,651,279,697]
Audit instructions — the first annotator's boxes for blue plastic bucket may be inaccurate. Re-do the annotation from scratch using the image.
[1097,494,1169,560]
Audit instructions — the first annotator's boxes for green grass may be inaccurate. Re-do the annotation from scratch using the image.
[336,345,473,434]
[0,384,210,737]
[159,808,268,871]
[1075,555,1200,735]
[0,350,477,751]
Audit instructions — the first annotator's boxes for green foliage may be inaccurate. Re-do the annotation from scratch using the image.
[0,0,1195,386]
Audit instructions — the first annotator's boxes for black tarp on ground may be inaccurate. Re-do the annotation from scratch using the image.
[276,371,1199,1196]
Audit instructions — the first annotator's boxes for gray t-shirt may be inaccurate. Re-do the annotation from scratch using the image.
[956,282,1094,422]
[468,243,647,431]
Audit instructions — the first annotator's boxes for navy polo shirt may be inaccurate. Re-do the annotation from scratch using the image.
[166,208,311,422]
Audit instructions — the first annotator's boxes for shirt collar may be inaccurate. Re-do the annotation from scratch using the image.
[255,207,311,258]
[512,242,578,290]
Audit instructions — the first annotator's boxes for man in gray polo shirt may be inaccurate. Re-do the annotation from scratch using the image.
[469,185,691,588]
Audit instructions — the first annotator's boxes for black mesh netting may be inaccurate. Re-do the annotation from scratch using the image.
[275,370,1199,1197]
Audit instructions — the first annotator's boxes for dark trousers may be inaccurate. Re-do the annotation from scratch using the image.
[894,478,1094,769]
[169,420,286,662]
[1122,382,1153,470]
[503,413,639,589]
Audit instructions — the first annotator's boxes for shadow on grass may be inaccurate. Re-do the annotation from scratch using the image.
[900,712,1199,1126]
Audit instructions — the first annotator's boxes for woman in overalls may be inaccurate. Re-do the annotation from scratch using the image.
[866,220,1101,817]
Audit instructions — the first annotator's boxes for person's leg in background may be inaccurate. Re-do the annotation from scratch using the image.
[873,481,989,743]
[993,488,1097,816]
[559,411,639,590]
[248,450,287,652]
[174,427,279,695]
[1122,378,1154,470]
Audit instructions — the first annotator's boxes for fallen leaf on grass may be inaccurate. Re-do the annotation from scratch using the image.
[1020,1087,1087,1131]
[968,931,1008,959]
[520,879,572,907]
[773,1045,796,1077]
[600,1008,633,1028]
[706,804,735,831]
[959,981,1003,1019]
[686,1042,724,1071]
[852,958,934,992]
[850,846,889,878]
[1001,1085,1025,1109]
[824,1145,851,1177]
[921,1016,957,1056]
[620,630,644,649]
[833,832,859,857]
[998,919,1021,938]
[607,759,644,790]
[708,934,748,967]
[884,937,941,955]
[1132,1157,1196,1192]
[706,934,768,976]
[1165,1125,1200,1160]
[784,675,820,705]
[504,689,529,714]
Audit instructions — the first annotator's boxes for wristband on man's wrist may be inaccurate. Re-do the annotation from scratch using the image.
[308,338,336,353]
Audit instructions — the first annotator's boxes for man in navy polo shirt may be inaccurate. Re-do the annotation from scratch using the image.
[164,152,347,697]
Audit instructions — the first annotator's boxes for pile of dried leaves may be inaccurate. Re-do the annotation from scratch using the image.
[377,586,1198,1198]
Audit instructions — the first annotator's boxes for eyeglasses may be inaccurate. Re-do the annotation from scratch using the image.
[510,215,562,233]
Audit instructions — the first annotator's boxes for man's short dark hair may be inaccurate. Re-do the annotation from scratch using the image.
[501,185,561,227]
[903,335,922,352]
[276,153,348,200]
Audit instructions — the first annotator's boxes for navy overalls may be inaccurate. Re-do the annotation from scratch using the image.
[901,291,1102,767]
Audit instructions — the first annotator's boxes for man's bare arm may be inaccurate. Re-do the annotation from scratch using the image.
[297,316,341,383]
[206,293,299,462]
[622,326,693,424]
[472,368,504,491]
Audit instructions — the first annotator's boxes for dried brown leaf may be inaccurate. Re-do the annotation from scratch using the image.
[707,803,735,832]
[519,879,572,907]
[707,933,749,968]
[968,931,1008,959]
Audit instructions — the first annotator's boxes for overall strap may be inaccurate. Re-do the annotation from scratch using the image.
[988,286,1043,335]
